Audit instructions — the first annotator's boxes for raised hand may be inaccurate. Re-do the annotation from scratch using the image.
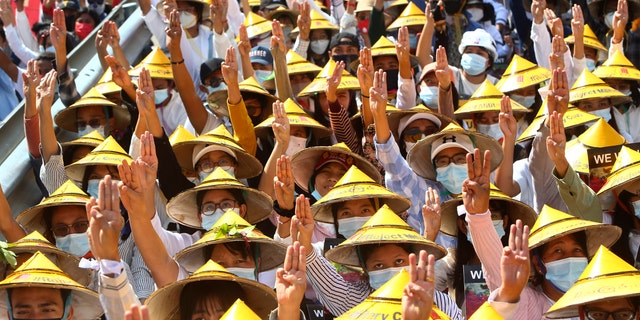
[105,55,133,89]
[547,68,569,116]
[402,251,436,320]
[272,100,291,147]
[422,187,441,242]
[271,20,286,53]
[531,0,545,24]
[276,241,307,318]
[396,26,411,61]
[291,194,314,256]
[165,9,182,49]
[546,111,569,177]
[326,60,345,103]
[571,5,584,39]
[370,69,388,120]
[118,159,155,221]
[498,96,517,142]
[50,9,67,53]
[544,8,563,37]
[210,0,229,34]
[462,149,491,214]
[297,1,311,41]
[274,155,295,210]
[237,25,251,58]
[434,46,451,88]
[496,220,530,303]
[95,21,111,53]
[125,305,150,320]
[162,0,177,18]
[86,175,123,261]
[612,0,628,43]
[105,21,121,49]
[549,35,566,71]
[22,60,40,98]
[36,70,57,112]
[139,131,159,176]
[357,48,374,93]
[136,67,156,116]
[221,46,239,86]
[0,0,16,26]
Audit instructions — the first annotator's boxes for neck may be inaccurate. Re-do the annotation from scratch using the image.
[541,279,564,302]
[463,71,487,84]
[186,25,199,37]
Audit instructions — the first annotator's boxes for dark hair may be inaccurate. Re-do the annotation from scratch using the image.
[8,288,71,310]
[530,231,588,286]
[203,242,256,263]
[358,243,413,272]
[76,8,101,25]
[330,198,377,238]
[196,189,246,213]
[179,281,244,320]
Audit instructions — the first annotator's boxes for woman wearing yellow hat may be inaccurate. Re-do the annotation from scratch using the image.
[292,5,339,67]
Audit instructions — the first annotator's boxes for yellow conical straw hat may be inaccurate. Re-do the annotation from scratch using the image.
[291,8,339,34]
[166,167,273,228]
[597,146,640,195]
[310,165,410,223]
[516,101,599,142]
[169,125,197,147]
[355,0,374,13]
[528,205,621,257]
[545,246,640,319]
[439,184,537,237]
[407,123,503,180]
[16,181,90,235]
[569,69,631,105]
[239,76,277,107]
[594,50,640,81]
[286,50,323,75]
[61,129,105,152]
[453,80,530,118]
[94,68,122,95]
[469,302,504,320]
[210,77,277,119]
[54,87,130,132]
[325,205,446,267]
[291,143,382,192]
[386,104,457,139]
[220,299,262,320]
[495,55,552,93]
[0,252,103,319]
[243,12,272,39]
[565,24,607,53]
[564,118,626,174]
[145,260,277,320]
[128,47,173,79]
[172,124,263,179]
[6,231,92,286]
[174,210,286,273]
[386,2,425,30]
[65,136,132,182]
[335,269,451,319]
[298,59,360,97]
[349,36,420,72]
[254,98,333,139]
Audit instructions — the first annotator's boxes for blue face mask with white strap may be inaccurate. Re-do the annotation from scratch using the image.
[544,257,588,292]
[86,179,100,199]
[460,53,488,76]
[338,216,370,238]
[311,189,323,201]
[419,86,439,108]
[436,163,468,194]
[56,233,91,257]
[226,267,257,281]
[368,266,409,289]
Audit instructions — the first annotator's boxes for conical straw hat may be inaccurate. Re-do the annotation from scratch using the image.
[291,143,382,192]
[407,123,503,180]
[209,77,278,119]
[287,50,323,75]
[349,36,419,72]
[593,50,640,81]
[16,181,90,235]
[310,165,410,223]
[220,299,262,320]
[495,55,551,93]
[545,246,640,319]
[469,302,504,320]
[439,184,537,237]
[239,76,278,107]
[174,210,286,273]
[54,87,130,132]
[569,69,631,105]
[172,124,263,179]
[298,59,360,97]
[254,98,333,139]
[94,68,122,95]
[386,104,457,140]
[145,260,277,320]
[597,146,640,195]
[61,129,105,152]
[128,47,173,79]
[335,269,451,319]
[564,118,626,174]
[0,252,103,319]
[6,231,92,286]
[565,24,607,53]
[65,136,132,182]
[516,102,599,142]
[528,205,621,257]
[386,2,425,30]
[587,0,640,29]
[355,0,374,13]
[166,167,273,228]
[291,8,339,34]
[241,12,272,40]
[324,205,446,267]
[169,125,197,147]
[453,80,530,118]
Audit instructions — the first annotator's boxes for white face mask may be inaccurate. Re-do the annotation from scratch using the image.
[226,267,256,281]
[285,136,307,156]
[620,89,632,97]
[337,216,370,238]
[310,40,330,55]
[256,35,272,48]
[604,11,615,29]
[201,207,240,231]
[180,11,198,29]
[254,70,272,85]
[467,7,483,22]
[510,94,536,108]
[404,141,417,152]
[368,266,409,289]
[588,108,612,122]
[476,123,504,142]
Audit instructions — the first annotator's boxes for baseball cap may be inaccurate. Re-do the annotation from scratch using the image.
[200,58,225,84]
[249,46,273,66]
[329,32,359,50]
[59,0,80,10]
[430,133,473,162]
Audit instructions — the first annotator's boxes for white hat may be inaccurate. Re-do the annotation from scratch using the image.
[397,113,442,137]
[458,29,498,61]
[192,145,237,168]
[430,133,474,162]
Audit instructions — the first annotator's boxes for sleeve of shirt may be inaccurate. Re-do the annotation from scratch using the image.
[609,38,624,57]
[269,309,307,320]
[142,7,169,50]
[228,99,257,155]
[304,249,371,316]
[39,143,68,195]
[572,57,586,85]
[130,245,155,299]
[328,100,362,154]
[486,0,509,26]
[150,212,197,257]
[466,210,503,292]
[554,165,602,222]
[396,76,417,110]
[330,0,346,23]
[15,11,38,51]
[57,62,81,107]
[528,124,568,213]
[530,22,551,70]
[293,37,310,59]
[226,0,244,38]
[99,262,141,320]
[3,24,38,65]
[434,290,463,320]
[179,28,201,87]
[339,12,357,35]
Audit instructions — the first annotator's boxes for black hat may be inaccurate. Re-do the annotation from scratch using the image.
[59,0,80,10]
[329,32,359,50]
[200,58,224,83]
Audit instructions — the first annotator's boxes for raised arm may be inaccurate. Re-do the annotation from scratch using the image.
[258,101,291,199]
[402,251,436,320]
[23,60,41,159]
[370,69,391,143]
[223,46,257,154]
[271,21,294,100]
[416,3,434,67]
[434,46,454,118]
[494,219,530,303]
[357,48,374,128]
[38,70,59,164]
[422,187,441,242]
[494,96,521,196]
[0,184,26,242]
[238,25,255,81]
[274,241,307,320]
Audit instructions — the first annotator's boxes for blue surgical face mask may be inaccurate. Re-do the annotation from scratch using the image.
[55,233,91,257]
[589,108,612,122]
[436,163,468,194]
[544,257,588,292]
[255,70,272,85]
[154,88,170,105]
[476,123,504,142]
[201,207,240,231]
[632,199,640,219]
[408,33,418,49]
[460,53,488,76]
[311,189,323,201]
[39,45,56,53]
[226,267,257,281]
[86,179,100,199]
[338,216,370,238]
[586,59,597,72]
[368,266,408,289]
[510,94,536,108]
[620,89,632,96]
[419,86,439,108]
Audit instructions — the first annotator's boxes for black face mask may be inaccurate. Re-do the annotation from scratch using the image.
[385,69,399,92]
[332,54,358,74]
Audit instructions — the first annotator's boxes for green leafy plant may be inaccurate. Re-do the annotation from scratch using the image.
[0,241,17,268]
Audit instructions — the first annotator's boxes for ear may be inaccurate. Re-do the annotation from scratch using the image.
[65,306,74,320]
[328,50,333,58]
[239,204,248,218]
[502,214,509,230]
[532,254,544,275]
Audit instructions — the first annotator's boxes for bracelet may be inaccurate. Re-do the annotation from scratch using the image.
[273,200,295,218]
[171,59,184,65]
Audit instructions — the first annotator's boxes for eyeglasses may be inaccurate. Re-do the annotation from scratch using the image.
[585,309,637,320]
[177,6,197,13]
[51,221,90,237]
[76,118,105,131]
[196,158,235,175]
[205,77,225,88]
[201,200,238,214]
[433,152,468,168]
[404,127,438,143]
